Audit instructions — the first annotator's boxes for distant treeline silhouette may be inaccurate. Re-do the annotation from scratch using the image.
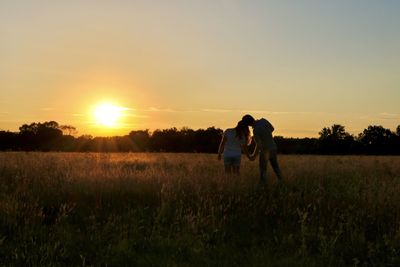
[1,121,400,154]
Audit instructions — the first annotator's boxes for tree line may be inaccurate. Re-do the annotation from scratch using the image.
[0,121,400,154]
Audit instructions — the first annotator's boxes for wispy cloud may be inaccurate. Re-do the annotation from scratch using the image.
[120,107,135,111]
[40,107,54,111]
[139,107,315,115]
[203,108,314,115]
[280,128,321,134]
[202,108,235,113]
[359,113,400,120]
[124,113,150,119]
[114,123,140,129]
[379,112,400,120]
[0,65,76,76]
[272,111,312,115]
[202,109,313,115]
[147,107,178,112]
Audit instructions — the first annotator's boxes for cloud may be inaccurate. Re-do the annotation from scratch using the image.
[117,123,140,129]
[202,108,234,113]
[124,113,150,119]
[379,112,400,120]
[120,107,135,111]
[271,111,312,115]
[240,110,313,115]
[140,107,314,115]
[147,107,177,112]
[359,113,400,120]
[280,128,320,134]
[40,107,54,111]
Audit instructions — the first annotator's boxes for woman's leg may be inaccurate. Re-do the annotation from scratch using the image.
[232,156,241,175]
[223,156,231,173]
[232,165,240,175]
[225,164,232,173]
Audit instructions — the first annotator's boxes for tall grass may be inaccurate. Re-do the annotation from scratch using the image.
[1,152,400,266]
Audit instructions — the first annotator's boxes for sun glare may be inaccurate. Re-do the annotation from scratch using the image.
[93,103,123,127]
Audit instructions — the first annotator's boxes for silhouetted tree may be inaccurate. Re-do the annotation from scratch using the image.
[194,127,223,153]
[75,135,93,152]
[319,124,350,140]
[318,124,354,154]
[60,125,77,136]
[18,121,63,151]
[129,130,151,151]
[275,136,319,154]
[151,128,181,152]
[358,125,395,154]
[395,125,400,154]
[0,131,18,150]
[1,121,400,154]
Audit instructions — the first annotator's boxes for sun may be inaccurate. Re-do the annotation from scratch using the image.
[93,103,123,127]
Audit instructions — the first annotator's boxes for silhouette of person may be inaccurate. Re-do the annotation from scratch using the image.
[241,114,283,184]
[218,121,252,174]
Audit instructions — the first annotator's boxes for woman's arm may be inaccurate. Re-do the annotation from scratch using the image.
[243,136,259,161]
[217,135,227,160]
[241,144,253,160]
[249,143,259,161]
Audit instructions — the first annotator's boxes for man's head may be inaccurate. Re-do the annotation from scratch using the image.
[241,114,255,127]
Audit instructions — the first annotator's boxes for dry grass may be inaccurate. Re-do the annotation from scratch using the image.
[1,152,400,266]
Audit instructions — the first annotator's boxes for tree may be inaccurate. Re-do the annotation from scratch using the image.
[318,124,354,154]
[129,130,151,151]
[18,121,63,151]
[319,124,350,141]
[194,127,223,153]
[358,125,395,154]
[395,125,400,155]
[60,125,77,136]
[0,131,18,150]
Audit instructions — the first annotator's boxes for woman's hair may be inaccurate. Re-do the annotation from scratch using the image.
[235,120,251,145]
[241,114,255,126]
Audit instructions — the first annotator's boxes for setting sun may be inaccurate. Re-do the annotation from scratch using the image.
[93,103,124,128]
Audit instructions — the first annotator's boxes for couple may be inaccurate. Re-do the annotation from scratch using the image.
[217,114,283,183]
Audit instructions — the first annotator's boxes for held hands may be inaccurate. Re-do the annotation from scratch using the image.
[248,154,256,161]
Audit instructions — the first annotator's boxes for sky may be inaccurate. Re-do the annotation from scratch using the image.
[1,0,399,137]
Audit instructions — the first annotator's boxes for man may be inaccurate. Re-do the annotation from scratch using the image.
[242,114,283,184]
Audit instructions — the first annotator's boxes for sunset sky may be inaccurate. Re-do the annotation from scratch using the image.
[1,1,399,137]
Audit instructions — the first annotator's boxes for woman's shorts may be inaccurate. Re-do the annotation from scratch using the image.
[223,155,241,166]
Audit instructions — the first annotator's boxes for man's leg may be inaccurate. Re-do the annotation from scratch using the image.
[269,150,283,180]
[259,150,268,183]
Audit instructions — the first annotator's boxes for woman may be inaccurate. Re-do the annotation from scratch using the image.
[217,121,252,174]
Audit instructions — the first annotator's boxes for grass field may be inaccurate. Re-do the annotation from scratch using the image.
[1,152,400,266]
